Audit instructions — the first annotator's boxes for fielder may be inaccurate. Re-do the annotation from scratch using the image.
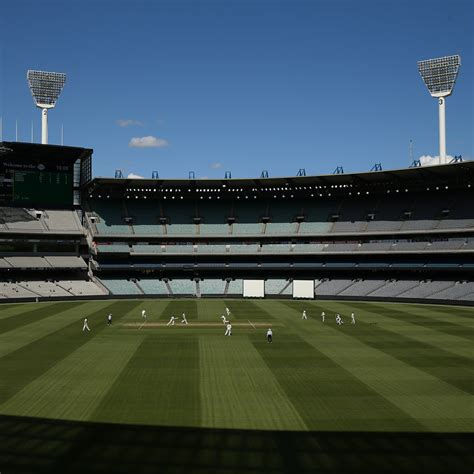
[302,310,307,320]
[266,328,273,343]
[225,322,232,336]
[82,318,90,332]
[321,311,325,323]
[167,315,178,326]
[351,313,356,324]
[181,313,188,325]
[141,309,147,320]
[225,307,231,317]
[107,314,112,326]
[336,314,343,325]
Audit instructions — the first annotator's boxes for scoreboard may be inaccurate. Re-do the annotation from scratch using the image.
[0,142,92,207]
[12,167,72,205]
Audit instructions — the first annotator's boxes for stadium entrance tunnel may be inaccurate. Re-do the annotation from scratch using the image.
[0,414,471,473]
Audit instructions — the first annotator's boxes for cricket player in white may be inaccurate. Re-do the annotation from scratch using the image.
[82,318,90,332]
[336,314,343,325]
[266,328,273,343]
[221,315,226,324]
[321,311,325,323]
[351,313,356,324]
[302,310,307,320]
[141,309,147,320]
[225,307,231,317]
[225,323,232,336]
[181,313,188,325]
[107,314,112,326]
[167,315,178,326]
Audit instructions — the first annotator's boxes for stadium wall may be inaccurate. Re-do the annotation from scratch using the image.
[1,293,472,307]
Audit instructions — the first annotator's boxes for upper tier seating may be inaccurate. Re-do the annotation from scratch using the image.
[166,224,197,236]
[43,210,82,232]
[4,256,51,269]
[87,189,474,236]
[44,256,88,268]
[265,223,298,234]
[0,207,44,232]
[232,223,263,235]
[125,202,164,235]
[199,224,230,235]
[0,207,83,234]
[132,245,162,253]
[96,244,130,253]
[91,201,131,234]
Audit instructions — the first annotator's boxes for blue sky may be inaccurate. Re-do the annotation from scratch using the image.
[0,0,472,179]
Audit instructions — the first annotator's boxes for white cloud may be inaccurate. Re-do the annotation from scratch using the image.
[116,119,143,127]
[210,162,222,169]
[127,173,145,179]
[129,136,169,148]
[418,155,454,166]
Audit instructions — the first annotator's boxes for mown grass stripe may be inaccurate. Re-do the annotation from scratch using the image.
[314,301,474,395]
[196,299,229,322]
[0,334,144,421]
[199,336,307,431]
[280,299,472,360]
[236,300,424,432]
[314,301,473,360]
[224,298,278,321]
[0,303,27,320]
[0,300,141,405]
[0,302,88,335]
[251,331,424,432]
[0,301,106,359]
[92,335,200,427]
[267,301,472,432]
[165,299,198,321]
[350,301,473,340]
[119,299,175,324]
[419,302,474,319]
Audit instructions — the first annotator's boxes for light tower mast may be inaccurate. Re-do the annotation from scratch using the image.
[27,70,66,145]
[417,55,461,165]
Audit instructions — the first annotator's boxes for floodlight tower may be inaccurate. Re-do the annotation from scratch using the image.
[417,55,461,164]
[27,70,66,145]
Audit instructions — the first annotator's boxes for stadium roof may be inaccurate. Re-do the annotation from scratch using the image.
[87,161,474,195]
[0,142,92,163]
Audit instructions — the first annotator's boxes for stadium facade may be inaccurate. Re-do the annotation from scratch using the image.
[0,141,473,304]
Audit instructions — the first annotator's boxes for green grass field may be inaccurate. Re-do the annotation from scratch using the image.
[0,298,472,473]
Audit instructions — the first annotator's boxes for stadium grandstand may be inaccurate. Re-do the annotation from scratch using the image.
[0,140,473,304]
[0,45,472,474]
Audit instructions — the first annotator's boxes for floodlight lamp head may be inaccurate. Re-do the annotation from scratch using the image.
[27,70,66,109]
[417,55,461,98]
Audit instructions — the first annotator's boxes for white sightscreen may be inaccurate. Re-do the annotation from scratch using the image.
[293,280,314,299]
[243,279,265,298]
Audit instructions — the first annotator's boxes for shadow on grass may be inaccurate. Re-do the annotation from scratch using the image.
[0,414,472,474]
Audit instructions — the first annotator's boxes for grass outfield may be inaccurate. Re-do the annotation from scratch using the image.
[0,298,472,473]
